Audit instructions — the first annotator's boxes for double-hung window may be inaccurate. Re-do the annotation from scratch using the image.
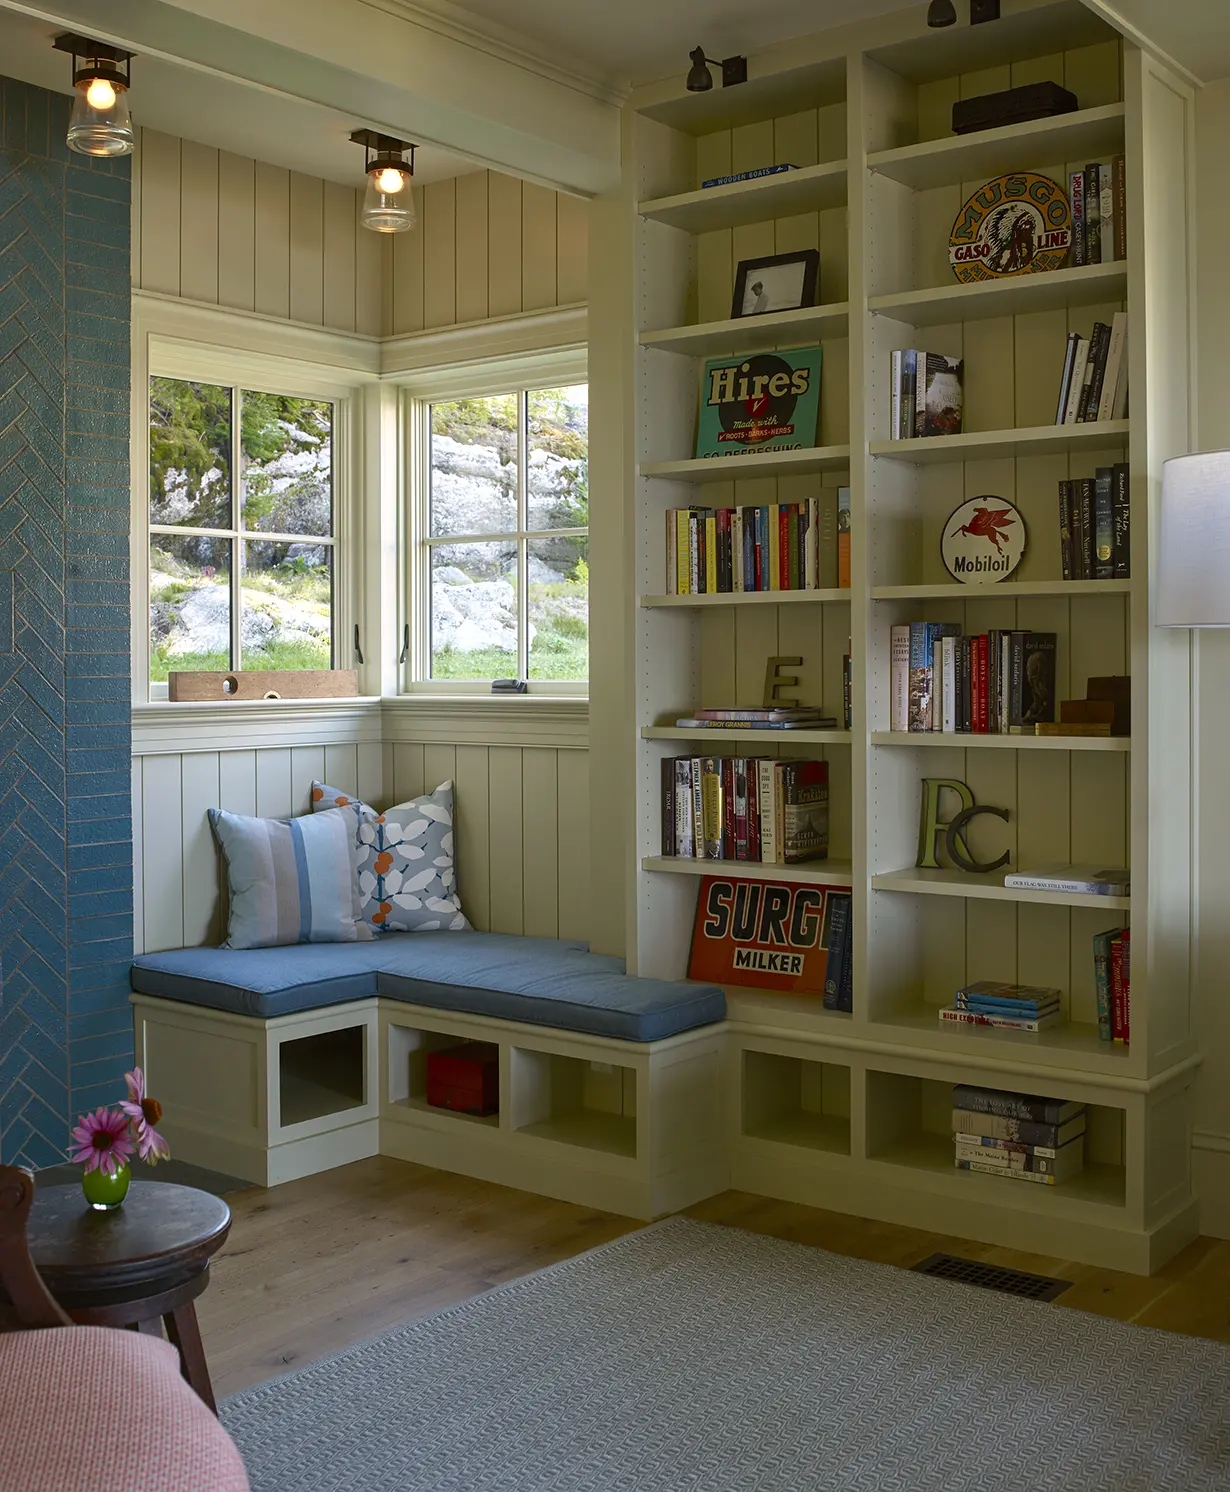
[415,381,588,690]
[147,375,337,690]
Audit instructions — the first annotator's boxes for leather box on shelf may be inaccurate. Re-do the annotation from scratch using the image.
[952,81,1078,136]
[425,1041,499,1116]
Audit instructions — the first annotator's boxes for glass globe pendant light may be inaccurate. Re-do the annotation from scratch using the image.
[53,34,135,157]
[350,130,417,234]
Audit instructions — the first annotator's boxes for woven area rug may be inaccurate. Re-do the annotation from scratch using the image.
[222,1218,1230,1491]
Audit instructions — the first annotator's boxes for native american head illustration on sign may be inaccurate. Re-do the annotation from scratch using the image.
[949,172,1072,283]
[942,496,1027,583]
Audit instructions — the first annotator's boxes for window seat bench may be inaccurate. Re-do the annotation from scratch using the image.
[130,933,728,1219]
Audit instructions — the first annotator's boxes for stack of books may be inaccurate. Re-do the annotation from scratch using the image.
[1069,158,1126,267]
[1093,926,1131,1043]
[1054,313,1129,425]
[939,981,1063,1033]
[890,624,1057,734]
[822,893,853,1012]
[952,1084,1087,1186]
[661,756,829,863]
[889,351,963,439]
[1058,465,1130,580]
[665,493,849,595]
[673,707,836,731]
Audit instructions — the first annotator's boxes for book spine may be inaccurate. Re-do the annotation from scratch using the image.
[1064,338,1090,425]
[1112,153,1127,261]
[1098,312,1128,423]
[705,513,717,594]
[955,996,1059,1016]
[1111,318,1130,420]
[701,757,723,859]
[1002,875,1123,894]
[676,510,691,595]
[773,763,786,868]
[1093,928,1116,1041]
[941,635,956,735]
[971,636,982,738]
[746,756,761,861]
[1008,632,1024,730]
[1113,464,1130,579]
[768,504,781,592]
[1121,929,1131,1045]
[1069,171,1085,266]
[892,349,903,440]
[955,1158,1056,1184]
[904,350,918,439]
[1094,468,1115,579]
[722,757,737,858]
[1084,163,1102,264]
[733,758,748,861]
[689,756,704,859]
[822,892,849,1010]
[688,512,700,594]
[1079,479,1096,579]
[675,760,693,858]
[666,510,677,595]
[952,1088,1073,1124]
[757,759,777,864]
[940,1009,1056,1032]
[818,491,838,589]
[1099,164,1115,264]
[978,636,989,734]
[805,498,817,590]
[953,1142,1072,1176]
[890,625,910,733]
[952,1110,1079,1148]
[1080,322,1110,422]
[1055,332,1079,425]
[732,508,744,593]
[661,757,676,856]
[843,650,853,732]
[837,488,851,589]
[1058,481,1074,580]
[1111,936,1126,1042]
[958,1134,1068,1160]
[783,504,796,591]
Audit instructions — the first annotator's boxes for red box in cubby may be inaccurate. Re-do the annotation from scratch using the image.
[425,1041,499,1117]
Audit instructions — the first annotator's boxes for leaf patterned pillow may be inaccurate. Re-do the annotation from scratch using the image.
[311,780,469,935]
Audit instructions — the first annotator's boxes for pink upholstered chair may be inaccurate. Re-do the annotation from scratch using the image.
[0,1165,249,1492]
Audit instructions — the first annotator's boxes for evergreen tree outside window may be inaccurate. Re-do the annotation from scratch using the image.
[148,377,335,684]
[425,384,588,685]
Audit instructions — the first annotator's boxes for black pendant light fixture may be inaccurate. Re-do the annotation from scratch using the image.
[926,0,957,26]
[685,47,748,92]
[350,130,417,234]
[53,34,135,156]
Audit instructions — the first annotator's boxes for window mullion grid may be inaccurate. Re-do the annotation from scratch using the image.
[517,390,528,682]
[231,385,243,671]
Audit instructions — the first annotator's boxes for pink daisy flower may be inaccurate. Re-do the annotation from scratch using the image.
[69,1107,134,1176]
[119,1067,170,1165]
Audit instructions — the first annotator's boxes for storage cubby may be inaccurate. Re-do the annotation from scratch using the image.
[278,1025,367,1129]
[386,1022,499,1128]
[509,1048,638,1158]
[742,1049,851,1153]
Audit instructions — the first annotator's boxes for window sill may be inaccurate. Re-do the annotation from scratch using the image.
[383,695,589,748]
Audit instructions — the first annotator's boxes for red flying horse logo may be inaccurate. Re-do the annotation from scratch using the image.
[949,505,1017,554]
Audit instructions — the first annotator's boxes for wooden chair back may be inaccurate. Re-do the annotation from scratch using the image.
[0,1166,71,1329]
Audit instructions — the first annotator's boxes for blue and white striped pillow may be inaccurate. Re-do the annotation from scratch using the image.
[208,805,369,950]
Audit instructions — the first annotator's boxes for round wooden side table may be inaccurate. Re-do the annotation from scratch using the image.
[27,1180,231,1412]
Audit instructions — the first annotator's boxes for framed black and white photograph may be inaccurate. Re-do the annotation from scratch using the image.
[731,249,820,319]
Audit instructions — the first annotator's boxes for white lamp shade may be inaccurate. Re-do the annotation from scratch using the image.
[1157,450,1230,627]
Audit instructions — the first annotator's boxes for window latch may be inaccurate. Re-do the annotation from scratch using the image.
[353,625,364,665]
[399,624,409,665]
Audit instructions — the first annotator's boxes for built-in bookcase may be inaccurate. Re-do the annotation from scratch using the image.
[610,0,1198,1271]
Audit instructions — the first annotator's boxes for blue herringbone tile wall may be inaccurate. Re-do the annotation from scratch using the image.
[0,76,132,1166]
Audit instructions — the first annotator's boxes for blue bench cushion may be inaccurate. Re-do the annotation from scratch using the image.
[131,932,725,1043]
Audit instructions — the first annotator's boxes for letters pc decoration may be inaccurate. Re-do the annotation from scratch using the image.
[916,778,1010,873]
[689,875,851,993]
[695,346,823,459]
[941,496,1026,583]
[949,172,1072,284]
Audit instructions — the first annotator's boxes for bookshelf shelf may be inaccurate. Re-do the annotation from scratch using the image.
[870,262,1128,328]
[643,856,856,888]
[867,102,1126,192]
[870,731,1131,752]
[638,159,849,233]
[642,446,852,482]
[640,304,851,357]
[871,866,1131,910]
[645,726,852,746]
[871,580,1130,600]
[617,4,1197,1273]
[642,588,851,609]
[870,421,1129,465]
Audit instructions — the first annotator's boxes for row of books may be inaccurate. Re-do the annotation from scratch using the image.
[1070,159,1126,267]
[664,494,850,594]
[889,351,964,440]
[1094,926,1131,1043]
[661,756,829,863]
[890,624,1056,734]
[940,981,1062,1033]
[1059,466,1130,580]
[952,1084,1086,1187]
[822,893,852,1013]
[1054,314,1129,425]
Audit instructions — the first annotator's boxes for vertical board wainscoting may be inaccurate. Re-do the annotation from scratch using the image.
[0,77,133,1166]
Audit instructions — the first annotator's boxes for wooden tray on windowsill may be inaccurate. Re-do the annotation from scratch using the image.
[167,669,359,702]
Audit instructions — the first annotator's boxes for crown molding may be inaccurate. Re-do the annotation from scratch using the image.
[356,0,629,107]
[381,304,587,384]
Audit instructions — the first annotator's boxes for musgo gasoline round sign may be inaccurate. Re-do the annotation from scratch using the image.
[949,172,1071,283]
[942,496,1026,584]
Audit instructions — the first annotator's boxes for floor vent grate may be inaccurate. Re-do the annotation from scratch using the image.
[912,1253,1072,1302]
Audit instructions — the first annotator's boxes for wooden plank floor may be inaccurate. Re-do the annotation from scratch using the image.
[200,1156,1230,1399]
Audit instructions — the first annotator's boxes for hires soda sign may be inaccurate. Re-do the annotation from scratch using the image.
[687,875,850,993]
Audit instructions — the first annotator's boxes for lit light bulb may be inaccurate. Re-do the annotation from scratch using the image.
[85,76,117,111]
[375,166,405,194]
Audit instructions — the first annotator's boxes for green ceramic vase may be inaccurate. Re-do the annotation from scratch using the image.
[81,1162,130,1210]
